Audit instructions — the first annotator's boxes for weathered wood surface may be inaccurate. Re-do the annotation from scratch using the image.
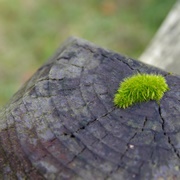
[140,0,180,75]
[0,37,180,180]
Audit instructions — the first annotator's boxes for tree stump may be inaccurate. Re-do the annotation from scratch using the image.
[0,37,180,180]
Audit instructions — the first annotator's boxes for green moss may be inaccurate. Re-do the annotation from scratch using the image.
[114,73,169,109]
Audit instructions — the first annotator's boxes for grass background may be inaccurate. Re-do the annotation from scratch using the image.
[0,0,176,107]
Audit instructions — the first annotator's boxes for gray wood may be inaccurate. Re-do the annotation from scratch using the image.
[140,0,180,75]
[0,37,180,180]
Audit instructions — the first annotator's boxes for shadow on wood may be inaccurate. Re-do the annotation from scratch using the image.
[0,37,180,180]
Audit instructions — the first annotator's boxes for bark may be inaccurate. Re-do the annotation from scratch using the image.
[140,0,180,75]
[0,37,180,180]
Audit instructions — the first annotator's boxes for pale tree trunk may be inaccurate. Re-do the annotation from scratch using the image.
[140,0,180,75]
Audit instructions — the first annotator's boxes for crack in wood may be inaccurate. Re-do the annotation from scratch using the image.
[120,132,138,161]
[141,116,148,132]
[74,107,116,134]
[158,105,180,159]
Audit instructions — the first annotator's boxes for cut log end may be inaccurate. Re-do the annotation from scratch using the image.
[0,37,180,180]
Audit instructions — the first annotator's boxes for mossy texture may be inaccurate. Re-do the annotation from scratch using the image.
[114,73,169,108]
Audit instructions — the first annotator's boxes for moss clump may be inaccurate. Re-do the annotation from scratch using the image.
[114,73,169,109]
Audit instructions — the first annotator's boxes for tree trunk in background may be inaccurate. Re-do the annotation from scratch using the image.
[140,0,180,75]
[0,37,179,180]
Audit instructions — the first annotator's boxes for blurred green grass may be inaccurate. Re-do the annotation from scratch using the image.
[0,0,176,107]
